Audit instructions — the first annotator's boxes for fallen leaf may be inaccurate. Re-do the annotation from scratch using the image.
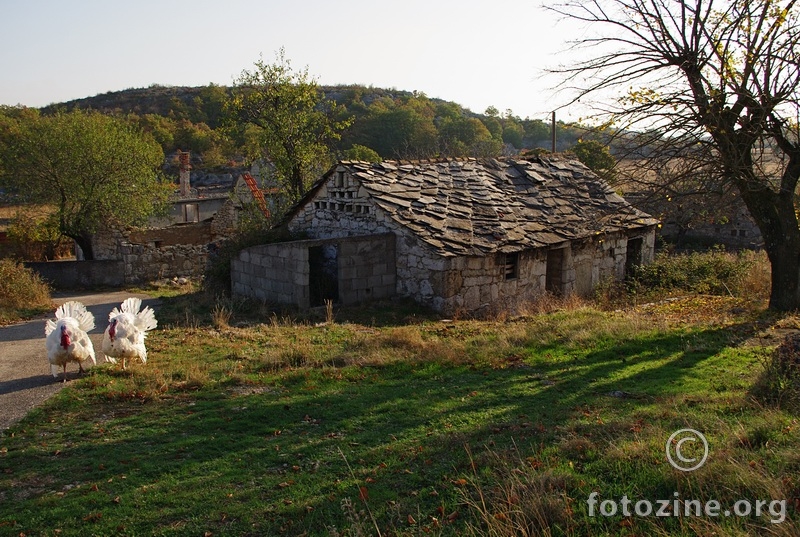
[407,514,416,525]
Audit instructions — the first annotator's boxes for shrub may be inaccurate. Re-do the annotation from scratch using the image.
[628,248,765,298]
[0,259,52,323]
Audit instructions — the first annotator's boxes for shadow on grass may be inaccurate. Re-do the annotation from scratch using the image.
[0,319,764,535]
[155,287,443,330]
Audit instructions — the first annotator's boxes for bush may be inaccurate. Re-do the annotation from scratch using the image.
[0,259,52,323]
[628,248,764,298]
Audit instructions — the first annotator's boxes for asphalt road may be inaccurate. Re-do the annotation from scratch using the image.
[0,290,160,431]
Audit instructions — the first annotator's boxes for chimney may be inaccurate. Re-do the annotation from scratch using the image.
[178,150,191,197]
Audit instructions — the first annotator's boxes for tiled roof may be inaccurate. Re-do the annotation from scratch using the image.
[300,156,658,256]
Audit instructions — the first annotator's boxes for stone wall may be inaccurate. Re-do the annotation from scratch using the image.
[338,235,397,305]
[421,230,655,316]
[25,260,125,290]
[93,223,214,284]
[231,233,396,309]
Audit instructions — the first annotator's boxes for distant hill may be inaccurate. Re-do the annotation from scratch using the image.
[41,84,448,121]
[42,85,212,117]
[38,84,598,166]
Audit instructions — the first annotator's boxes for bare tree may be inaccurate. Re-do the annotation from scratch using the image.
[547,0,800,310]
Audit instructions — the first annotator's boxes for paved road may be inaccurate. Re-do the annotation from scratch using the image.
[0,291,160,431]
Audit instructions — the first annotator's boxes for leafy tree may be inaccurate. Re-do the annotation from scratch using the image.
[482,115,504,141]
[439,115,500,157]
[194,83,229,128]
[7,209,70,261]
[502,120,525,149]
[357,104,438,159]
[549,0,800,310]
[521,118,553,149]
[0,110,171,260]
[342,144,382,162]
[570,139,616,181]
[132,113,176,152]
[229,49,352,200]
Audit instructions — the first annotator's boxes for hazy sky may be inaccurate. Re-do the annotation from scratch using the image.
[0,0,587,121]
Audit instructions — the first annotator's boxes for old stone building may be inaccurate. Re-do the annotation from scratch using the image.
[231,156,659,315]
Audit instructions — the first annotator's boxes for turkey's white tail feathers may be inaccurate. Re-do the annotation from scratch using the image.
[108,297,141,320]
[109,297,157,332]
[121,297,142,315]
[51,301,95,332]
[45,318,57,336]
[136,306,158,332]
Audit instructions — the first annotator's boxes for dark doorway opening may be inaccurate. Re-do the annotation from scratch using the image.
[309,244,339,307]
[625,237,644,279]
[545,248,565,295]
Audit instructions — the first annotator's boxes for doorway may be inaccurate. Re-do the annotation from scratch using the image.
[309,244,339,307]
[625,237,643,279]
[545,248,565,295]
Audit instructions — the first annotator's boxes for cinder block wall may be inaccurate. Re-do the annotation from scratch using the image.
[231,233,396,309]
[338,234,396,304]
[231,241,310,308]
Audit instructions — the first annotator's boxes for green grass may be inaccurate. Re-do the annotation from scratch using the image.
[1,290,798,536]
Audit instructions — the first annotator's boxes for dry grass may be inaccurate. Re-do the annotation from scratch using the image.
[0,258,52,324]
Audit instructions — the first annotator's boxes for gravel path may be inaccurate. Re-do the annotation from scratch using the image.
[0,290,160,431]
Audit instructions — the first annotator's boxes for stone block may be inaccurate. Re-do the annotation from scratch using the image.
[466,257,483,270]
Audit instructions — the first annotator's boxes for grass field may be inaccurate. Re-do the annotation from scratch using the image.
[1,279,798,536]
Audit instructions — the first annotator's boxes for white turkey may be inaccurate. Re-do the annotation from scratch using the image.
[102,297,157,370]
[44,301,96,382]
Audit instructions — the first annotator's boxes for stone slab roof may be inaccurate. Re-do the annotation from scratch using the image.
[295,156,659,257]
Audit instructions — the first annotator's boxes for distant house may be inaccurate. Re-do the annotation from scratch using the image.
[90,171,278,284]
[231,156,659,315]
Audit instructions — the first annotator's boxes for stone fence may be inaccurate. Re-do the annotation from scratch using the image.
[25,260,126,290]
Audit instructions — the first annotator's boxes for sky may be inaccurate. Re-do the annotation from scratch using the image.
[0,0,589,122]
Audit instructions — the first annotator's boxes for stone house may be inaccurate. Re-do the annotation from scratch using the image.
[231,156,659,315]
[90,172,275,284]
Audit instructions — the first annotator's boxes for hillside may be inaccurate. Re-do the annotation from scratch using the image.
[43,84,434,122]
[38,83,587,162]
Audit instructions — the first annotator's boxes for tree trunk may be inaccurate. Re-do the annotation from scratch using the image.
[739,189,800,311]
[766,240,800,311]
[72,234,95,261]
[291,163,304,201]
